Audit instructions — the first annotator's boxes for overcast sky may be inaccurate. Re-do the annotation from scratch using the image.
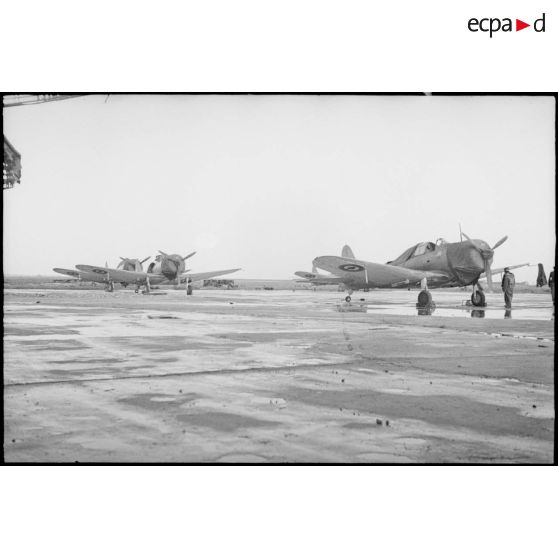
[3,95,555,282]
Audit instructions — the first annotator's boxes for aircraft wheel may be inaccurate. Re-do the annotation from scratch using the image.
[417,290,433,307]
[471,291,486,307]
[345,295,351,303]
[134,288,139,294]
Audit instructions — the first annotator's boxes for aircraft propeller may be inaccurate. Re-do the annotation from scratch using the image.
[462,233,508,291]
[120,256,150,263]
[119,256,151,272]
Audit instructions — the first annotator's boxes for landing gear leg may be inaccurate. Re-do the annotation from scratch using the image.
[471,281,486,307]
[106,281,114,293]
[143,277,151,295]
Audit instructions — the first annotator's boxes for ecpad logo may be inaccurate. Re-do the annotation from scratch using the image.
[468,13,546,37]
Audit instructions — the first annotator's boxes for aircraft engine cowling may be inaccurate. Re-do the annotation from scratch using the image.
[445,241,487,285]
[161,255,185,280]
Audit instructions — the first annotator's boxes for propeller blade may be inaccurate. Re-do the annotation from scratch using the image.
[140,257,150,264]
[492,236,508,250]
[158,250,168,256]
[182,251,196,261]
[119,256,126,261]
[461,232,484,252]
[485,260,493,292]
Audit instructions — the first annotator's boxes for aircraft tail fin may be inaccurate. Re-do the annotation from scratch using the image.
[537,263,547,287]
[341,245,355,259]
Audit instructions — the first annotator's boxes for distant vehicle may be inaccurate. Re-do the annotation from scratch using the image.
[203,279,237,289]
[312,233,528,307]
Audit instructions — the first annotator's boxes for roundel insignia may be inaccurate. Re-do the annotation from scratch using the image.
[339,264,364,272]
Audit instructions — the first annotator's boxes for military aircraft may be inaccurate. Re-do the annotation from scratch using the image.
[312,234,522,307]
[53,256,152,290]
[76,250,240,294]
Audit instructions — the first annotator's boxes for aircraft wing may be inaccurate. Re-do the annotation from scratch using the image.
[75,265,151,283]
[181,268,241,283]
[313,256,448,288]
[294,271,344,285]
[53,267,109,283]
[53,268,81,278]
[481,263,530,277]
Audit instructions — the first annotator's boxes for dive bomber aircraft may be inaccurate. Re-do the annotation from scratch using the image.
[310,234,525,307]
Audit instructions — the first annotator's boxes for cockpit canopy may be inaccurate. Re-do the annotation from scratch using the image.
[388,241,436,266]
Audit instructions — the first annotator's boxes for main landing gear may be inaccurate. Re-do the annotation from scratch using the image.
[134,277,152,295]
[105,280,115,293]
[416,278,436,311]
[141,277,152,295]
[344,289,354,303]
[470,281,486,307]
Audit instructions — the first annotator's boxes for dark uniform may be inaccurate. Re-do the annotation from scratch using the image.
[501,270,515,309]
[549,268,555,309]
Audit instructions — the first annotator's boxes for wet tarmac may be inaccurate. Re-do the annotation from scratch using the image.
[3,288,555,463]
[345,290,553,321]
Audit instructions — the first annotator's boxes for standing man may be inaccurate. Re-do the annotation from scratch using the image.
[501,267,515,309]
[549,266,555,314]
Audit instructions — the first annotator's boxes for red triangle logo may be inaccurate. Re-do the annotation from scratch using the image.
[516,19,530,31]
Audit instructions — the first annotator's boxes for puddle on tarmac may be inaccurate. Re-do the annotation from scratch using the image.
[328,290,553,321]
[341,303,552,321]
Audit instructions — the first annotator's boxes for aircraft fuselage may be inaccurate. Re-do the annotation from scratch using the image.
[396,240,488,287]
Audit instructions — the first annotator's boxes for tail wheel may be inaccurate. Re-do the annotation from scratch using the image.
[471,291,486,307]
[417,290,433,307]
[345,295,352,303]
